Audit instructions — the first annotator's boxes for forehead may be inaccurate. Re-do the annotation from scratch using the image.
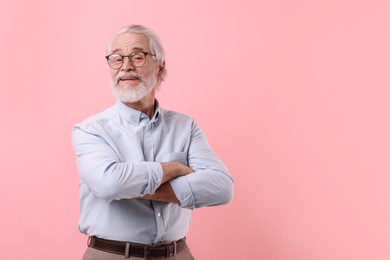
[111,33,150,53]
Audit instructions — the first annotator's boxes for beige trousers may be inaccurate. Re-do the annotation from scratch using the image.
[82,246,195,260]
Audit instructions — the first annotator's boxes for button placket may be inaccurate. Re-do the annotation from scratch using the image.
[153,203,165,242]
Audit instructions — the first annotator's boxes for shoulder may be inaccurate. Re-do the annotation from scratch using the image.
[160,108,195,125]
[73,105,118,132]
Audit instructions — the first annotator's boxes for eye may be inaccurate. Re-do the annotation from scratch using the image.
[111,55,123,62]
[132,54,144,60]
[131,52,145,62]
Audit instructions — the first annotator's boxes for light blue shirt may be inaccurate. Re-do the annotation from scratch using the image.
[72,101,234,244]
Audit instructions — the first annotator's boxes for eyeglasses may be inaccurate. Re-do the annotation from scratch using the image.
[105,51,156,70]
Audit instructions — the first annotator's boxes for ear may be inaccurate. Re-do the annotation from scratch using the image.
[158,61,166,77]
[156,62,166,85]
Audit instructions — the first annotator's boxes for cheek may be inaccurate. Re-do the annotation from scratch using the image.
[142,66,159,79]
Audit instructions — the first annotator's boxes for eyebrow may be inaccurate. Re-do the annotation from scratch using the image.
[111,47,146,54]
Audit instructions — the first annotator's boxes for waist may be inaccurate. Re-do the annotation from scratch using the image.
[79,197,192,241]
[89,236,187,259]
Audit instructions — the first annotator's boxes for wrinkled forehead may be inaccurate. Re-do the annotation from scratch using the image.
[110,32,151,54]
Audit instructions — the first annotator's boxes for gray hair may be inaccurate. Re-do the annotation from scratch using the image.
[107,24,167,83]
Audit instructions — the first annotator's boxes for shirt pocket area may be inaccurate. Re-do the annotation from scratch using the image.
[155,152,188,165]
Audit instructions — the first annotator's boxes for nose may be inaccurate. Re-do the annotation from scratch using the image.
[121,56,135,71]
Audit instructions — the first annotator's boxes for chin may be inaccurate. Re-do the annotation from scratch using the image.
[112,82,152,103]
[118,80,140,89]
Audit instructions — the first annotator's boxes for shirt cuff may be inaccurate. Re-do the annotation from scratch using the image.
[169,176,195,209]
[145,162,164,194]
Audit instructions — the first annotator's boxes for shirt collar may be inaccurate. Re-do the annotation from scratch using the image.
[116,100,161,126]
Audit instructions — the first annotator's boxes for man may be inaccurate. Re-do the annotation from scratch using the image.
[72,24,234,260]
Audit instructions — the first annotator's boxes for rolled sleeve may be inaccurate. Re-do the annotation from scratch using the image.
[72,125,164,201]
[169,176,195,209]
[168,120,234,209]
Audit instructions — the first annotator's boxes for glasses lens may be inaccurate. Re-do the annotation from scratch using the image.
[108,55,123,69]
[131,52,146,66]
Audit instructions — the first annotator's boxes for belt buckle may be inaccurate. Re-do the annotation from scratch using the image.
[166,241,177,257]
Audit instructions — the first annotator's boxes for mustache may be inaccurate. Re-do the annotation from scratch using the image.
[115,71,143,82]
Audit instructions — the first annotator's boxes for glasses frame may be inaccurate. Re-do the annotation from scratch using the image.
[105,51,156,70]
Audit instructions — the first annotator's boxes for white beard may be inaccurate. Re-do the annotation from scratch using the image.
[111,71,157,103]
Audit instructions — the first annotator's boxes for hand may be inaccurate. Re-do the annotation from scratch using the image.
[140,182,180,204]
[160,162,193,183]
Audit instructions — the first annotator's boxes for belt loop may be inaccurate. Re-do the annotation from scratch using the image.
[173,240,177,256]
[144,246,150,259]
[87,236,93,247]
[125,243,130,258]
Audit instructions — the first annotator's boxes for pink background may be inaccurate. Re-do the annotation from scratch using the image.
[0,0,389,259]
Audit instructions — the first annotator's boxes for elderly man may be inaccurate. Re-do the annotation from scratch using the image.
[72,24,234,260]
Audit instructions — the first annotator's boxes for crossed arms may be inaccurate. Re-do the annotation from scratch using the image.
[72,120,234,209]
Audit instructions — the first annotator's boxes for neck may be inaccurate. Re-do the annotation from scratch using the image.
[123,89,157,119]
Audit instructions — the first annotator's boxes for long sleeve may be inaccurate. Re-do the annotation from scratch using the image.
[72,126,163,202]
[169,121,234,209]
[72,102,233,243]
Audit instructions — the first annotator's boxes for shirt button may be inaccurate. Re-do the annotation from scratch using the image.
[157,213,161,217]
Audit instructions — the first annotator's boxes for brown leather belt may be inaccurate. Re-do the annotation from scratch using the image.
[88,236,187,259]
